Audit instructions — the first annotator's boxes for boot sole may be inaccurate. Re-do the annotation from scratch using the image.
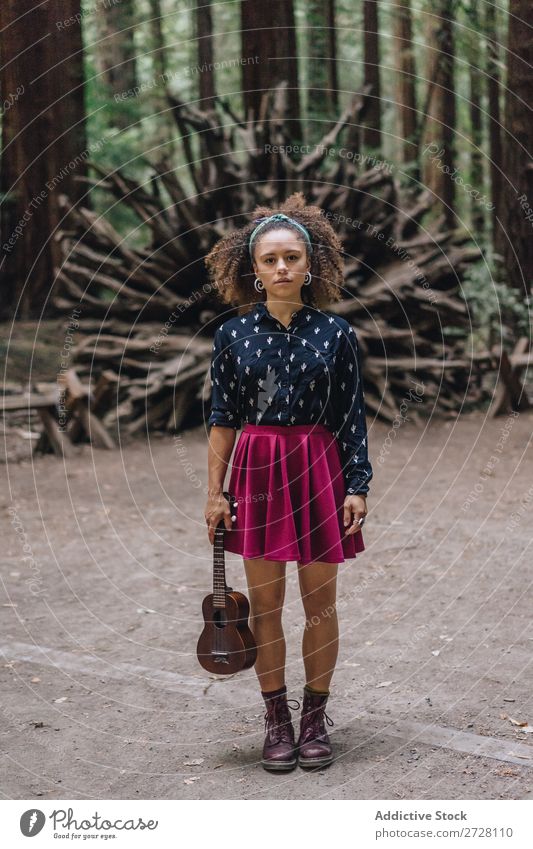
[298,755,333,770]
[261,758,297,772]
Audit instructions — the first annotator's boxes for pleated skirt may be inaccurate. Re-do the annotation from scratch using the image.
[224,422,365,565]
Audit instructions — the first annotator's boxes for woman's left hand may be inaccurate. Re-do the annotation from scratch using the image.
[343,494,368,535]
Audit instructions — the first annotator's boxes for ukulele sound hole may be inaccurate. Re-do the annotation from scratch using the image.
[213,609,227,629]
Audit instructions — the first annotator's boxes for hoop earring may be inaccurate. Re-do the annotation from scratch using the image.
[303,271,312,286]
[254,277,264,292]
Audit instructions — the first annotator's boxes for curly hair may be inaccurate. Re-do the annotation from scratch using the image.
[205,192,345,313]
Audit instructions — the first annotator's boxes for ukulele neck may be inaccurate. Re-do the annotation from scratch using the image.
[213,528,226,608]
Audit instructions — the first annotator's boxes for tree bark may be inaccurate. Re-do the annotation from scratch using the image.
[393,0,417,166]
[95,0,137,126]
[362,0,381,150]
[195,0,216,106]
[193,0,216,182]
[468,0,485,233]
[486,1,503,244]
[240,0,302,141]
[0,0,86,319]
[420,0,456,228]
[327,0,339,113]
[149,0,167,80]
[497,0,533,292]
[307,0,339,136]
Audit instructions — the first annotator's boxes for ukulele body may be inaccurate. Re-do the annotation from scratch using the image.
[197,590,257,674]
[196,491,257,675]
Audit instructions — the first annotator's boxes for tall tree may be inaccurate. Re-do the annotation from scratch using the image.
[307,0,339,137]
[393,0,417,166]
[326,0,339,112]
[0,0,86,319]
[497,0,533,292]
[421,0,456,228]
[95,0,137,127]
[195,0,216,108]
[241,0,302,141]
[194,0,216,183]
[486,1,503,243]
[149,0,167,81]
[146,0,177,158]
[362,0,381,150]
[468,0,485,232]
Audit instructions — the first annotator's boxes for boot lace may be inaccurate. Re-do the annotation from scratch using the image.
[300,703,334,745]
[263,697,301,745]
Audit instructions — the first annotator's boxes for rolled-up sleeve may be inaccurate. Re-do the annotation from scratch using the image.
[208,325,242,429]
[333,324,373,496]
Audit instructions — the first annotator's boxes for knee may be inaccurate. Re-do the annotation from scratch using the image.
[303,599,338,627]
[250,592,284,621]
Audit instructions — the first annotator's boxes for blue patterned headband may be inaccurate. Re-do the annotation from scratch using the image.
[248,213,313,260]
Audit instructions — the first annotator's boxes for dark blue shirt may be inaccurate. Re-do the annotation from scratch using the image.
[208,300,373,496]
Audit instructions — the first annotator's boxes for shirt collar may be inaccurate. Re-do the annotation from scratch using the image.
[254,300,310,327]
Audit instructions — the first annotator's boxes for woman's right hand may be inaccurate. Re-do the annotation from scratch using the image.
[204,491,234,545]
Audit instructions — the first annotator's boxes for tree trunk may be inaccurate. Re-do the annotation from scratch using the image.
[393,0,417,166]
[149,0,167,80]
[194,0,216,182]
[146,0,177,159]
[307,0,339,137]
[95,0,137,127]
[362,0,381,151]
[497,0,533,292]
[195,0,216,107]
[468,0,485,233]
[241,1,302,141]
[421,0,456,228]
[486,1,503,244]
[0,0,86,319]
[327,0,339,113]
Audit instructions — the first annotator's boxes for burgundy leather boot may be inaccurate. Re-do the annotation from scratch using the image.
[297,686,334,769]
[261,685,300,772]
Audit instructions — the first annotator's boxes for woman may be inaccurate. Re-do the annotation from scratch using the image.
[204,193,373,772]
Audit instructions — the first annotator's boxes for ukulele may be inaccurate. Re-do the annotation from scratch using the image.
[196,491,257,674]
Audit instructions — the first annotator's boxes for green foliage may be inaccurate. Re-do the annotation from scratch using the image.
[460,248,532,348]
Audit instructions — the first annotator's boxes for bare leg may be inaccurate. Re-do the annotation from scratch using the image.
[243,557,287,692]
[297,561,339,691]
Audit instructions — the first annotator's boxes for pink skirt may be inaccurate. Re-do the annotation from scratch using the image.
[224,423,365,565]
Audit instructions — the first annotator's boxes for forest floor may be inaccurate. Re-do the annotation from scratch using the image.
[1,407,533,801]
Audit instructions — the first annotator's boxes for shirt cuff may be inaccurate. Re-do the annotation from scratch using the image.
[346,479,371,496]
[208,414,241,429]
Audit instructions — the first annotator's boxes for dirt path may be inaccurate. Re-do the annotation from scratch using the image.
[1,410,533,800]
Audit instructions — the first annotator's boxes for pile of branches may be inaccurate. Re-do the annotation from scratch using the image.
[68,318,213,438]
[54,85,482,426]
